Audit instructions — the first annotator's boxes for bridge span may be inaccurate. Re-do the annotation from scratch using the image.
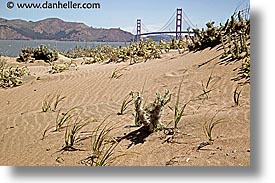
[138,31,194,36]
[134,8,196,41]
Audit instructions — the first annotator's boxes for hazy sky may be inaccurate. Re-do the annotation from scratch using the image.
[0,0,250,33]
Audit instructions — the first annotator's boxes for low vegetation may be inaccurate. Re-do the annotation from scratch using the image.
[203,110,224,141]
[61,38,186,65]
[188,11,250,79]
[117,92,133,115]
[198,67,217,100]
[110,66,128,79]
[133,90,171,132]
[81,120,119,166]
[17,44,58,63]
[41,93,66,112]
[55,107,79,132]
[63,117,91,151]
[233,85,242,106]
[171,78,189,129]
[242,56,250,78]
[48,61,78,74]
[0,59,30,88]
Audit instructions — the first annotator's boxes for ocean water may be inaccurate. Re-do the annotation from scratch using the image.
[0,40,129,57]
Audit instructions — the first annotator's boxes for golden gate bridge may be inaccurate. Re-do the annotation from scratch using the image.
[133,8,196,41]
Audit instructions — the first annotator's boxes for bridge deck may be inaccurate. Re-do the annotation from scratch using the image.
[137,31,194,36]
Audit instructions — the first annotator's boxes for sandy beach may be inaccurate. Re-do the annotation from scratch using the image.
[0,45,250,166]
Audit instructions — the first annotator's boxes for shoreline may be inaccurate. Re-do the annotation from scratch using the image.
[0,40,130,57]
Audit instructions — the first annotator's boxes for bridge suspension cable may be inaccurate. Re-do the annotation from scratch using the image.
[182,9,196,28]
[141,22,151,33]
[160,17,175,32]
[131,25,137,35]
[158,10,176,31]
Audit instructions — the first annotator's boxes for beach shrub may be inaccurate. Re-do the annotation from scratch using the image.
[187,11,250,79]
[187,11,250,54]
[62,39,166,64]
[48,63,69,74]
[134,90,171,132]
[0,59,30,88]
[48,60,78,74]
[33,45,58,62]
[0,59,6,69]
[17,45,58,63]
[17,47,35,63]
[220,12,250,59]
[168,36,186,53]
[187,21,223,51]
[221,12,250,80]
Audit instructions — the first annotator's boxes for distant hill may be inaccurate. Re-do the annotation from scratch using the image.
[146,35,175,42]
[0,18,134,42]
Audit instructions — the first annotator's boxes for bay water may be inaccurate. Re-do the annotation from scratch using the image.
[0,40,129,57]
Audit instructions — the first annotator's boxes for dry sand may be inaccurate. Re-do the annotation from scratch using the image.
[0,45,250,166]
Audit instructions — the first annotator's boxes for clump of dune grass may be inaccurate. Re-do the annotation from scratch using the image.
[170,77,191,129]
[41,106,80,140]
[198,110,224,150]
[54,106,79,132]
[63,117,92,151]
[233,85,242,106]
[41,125,53,140]
[66,59,78,69]
[242,56,250,79]
[41,95,54,112]
[117,92,134,115]
[173,101,189,129]
[53,94,66,111]
[81,119,122,166]
[110,66,128,79]
[203,110,224,141]
[41,93,66,112]
[198,67,217,100]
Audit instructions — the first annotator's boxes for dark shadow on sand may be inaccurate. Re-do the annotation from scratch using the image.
[117,126,151,149]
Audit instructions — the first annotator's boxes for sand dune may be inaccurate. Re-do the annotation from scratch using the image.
[0,46,250,166]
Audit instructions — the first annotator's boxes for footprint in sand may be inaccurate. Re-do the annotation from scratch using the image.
[164,69,188,78]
